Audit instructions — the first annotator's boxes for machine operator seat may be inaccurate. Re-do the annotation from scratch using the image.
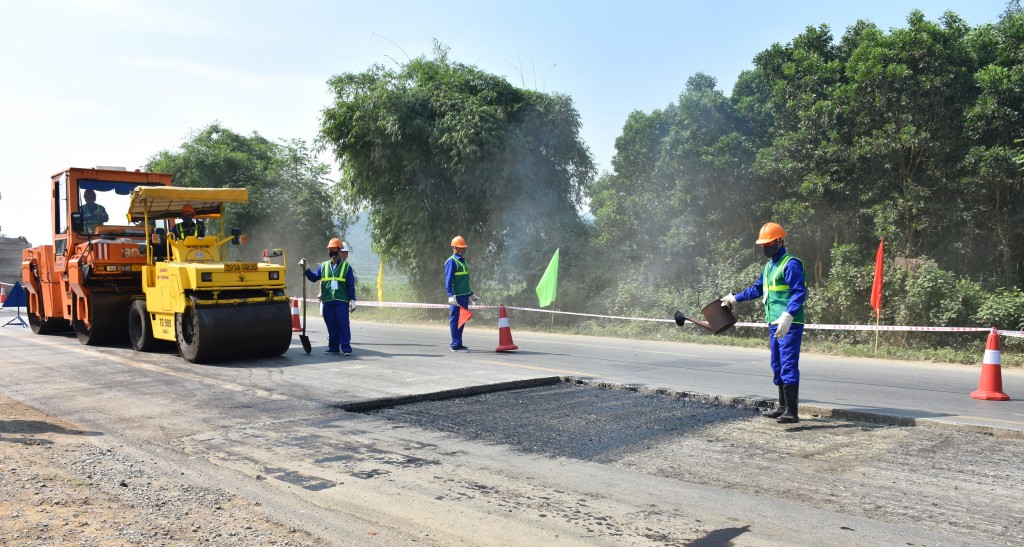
[151,228,168,261]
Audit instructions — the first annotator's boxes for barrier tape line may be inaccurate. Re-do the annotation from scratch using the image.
[297,298,1024,339]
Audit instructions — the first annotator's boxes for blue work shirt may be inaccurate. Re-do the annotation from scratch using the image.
[444,254,474,297]
[305,259,356,302]
[735,245,807,319]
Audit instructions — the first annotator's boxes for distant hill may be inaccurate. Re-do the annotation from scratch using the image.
[343,213,376,274]
[343,213,405,282]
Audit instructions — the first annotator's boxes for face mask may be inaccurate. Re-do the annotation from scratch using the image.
[763,243,780,258]
[328,249,339,258]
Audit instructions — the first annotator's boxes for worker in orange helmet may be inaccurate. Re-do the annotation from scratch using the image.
[721,222,807,424]
[171,203,205,238]
[445,235,481,352]
[299,238,356,355]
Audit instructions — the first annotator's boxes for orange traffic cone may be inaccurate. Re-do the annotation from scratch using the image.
[971,328,1010,401]
[291,297,302,332]
[0,285,5,304]
[495,305,518,352]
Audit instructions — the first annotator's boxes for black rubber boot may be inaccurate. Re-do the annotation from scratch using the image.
[762,384,786,418]
[777,384,799,423]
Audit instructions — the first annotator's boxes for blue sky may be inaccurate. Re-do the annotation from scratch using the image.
[0,0,1008,246]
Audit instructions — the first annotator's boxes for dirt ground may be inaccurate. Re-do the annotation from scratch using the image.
[4,387,1024,546]
[0,395,326,547]
[614,413,1024,545]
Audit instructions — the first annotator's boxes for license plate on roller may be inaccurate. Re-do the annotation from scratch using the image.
[224,263,259,272]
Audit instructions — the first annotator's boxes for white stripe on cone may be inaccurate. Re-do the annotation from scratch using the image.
[984,349,1001,366]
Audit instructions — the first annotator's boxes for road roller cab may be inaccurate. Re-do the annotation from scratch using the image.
[21,167,173,344]
[126,187,292,363]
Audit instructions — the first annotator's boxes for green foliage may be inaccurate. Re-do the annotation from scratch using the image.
[974,287,1024,330]
[584,8,1024,358]
[146,123,346,295]
[318,42,595,301]
[805,244,872,325]
[892,265,983,327]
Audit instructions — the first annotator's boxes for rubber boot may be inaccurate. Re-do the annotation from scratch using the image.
[777,384,799,424]
[762,384,786,418]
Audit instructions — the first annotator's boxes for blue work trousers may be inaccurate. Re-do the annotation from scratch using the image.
[768,323,803,386]
[323,300,352,353]
[449,294,470,349]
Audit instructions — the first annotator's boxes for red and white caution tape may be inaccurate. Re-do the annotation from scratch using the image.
[312,299,1024,339]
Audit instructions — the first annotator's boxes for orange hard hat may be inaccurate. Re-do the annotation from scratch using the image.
[181,204,195,215]
[327,237,343,249]
[450,235,467,249]
[755,222,786,245]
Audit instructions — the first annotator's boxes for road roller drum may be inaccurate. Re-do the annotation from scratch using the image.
[176,297,292,363]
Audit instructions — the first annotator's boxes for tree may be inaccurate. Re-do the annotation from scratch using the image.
[146,123,345,274]
[962,10,1024,285]
[318,42,595,299]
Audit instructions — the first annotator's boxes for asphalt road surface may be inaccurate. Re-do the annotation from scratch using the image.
[1,313,1022,545]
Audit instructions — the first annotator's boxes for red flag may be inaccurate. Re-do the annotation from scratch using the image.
[870,239,884,318]
[457,306,473,329]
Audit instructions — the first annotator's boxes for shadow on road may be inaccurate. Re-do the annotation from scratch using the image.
[685,524,751,546]
[0,419,102,444]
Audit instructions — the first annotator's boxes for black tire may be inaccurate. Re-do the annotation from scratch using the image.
[27,297,68,335]
[73,294,132,346]
[28,311,66,335]
[128,300,157,352]
[176,296,206,363]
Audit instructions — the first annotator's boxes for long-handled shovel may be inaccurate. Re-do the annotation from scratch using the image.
[674,310,713,331]
[300,270,312,354]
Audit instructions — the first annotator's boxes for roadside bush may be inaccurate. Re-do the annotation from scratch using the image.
[973,287,1024,330]
[806,244,872,325]
[891,262,983,327]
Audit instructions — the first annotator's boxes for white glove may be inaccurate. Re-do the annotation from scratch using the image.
[349,301,356,312]
[772,312,794,339]
[448,295,458,306]
[470,294,482,305]
[298,258,308,269]
[721,293,737,309]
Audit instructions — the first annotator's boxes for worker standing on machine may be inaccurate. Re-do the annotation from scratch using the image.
[171,204,206,238]
[445,235,481,352]
[299,238,356,355]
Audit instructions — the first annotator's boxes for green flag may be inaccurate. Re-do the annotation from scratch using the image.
[535,248,559,308]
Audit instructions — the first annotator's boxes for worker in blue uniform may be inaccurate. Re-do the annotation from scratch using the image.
[300,238,356,355]
[721,222,806,423]
[445,236,481,352]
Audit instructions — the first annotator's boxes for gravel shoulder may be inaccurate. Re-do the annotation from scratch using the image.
[0,395,326,546]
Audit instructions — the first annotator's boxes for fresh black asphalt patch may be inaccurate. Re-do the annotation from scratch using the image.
[357,382,758,462]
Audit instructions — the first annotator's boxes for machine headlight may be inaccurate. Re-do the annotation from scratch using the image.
[268,271,279,280]
[201,272,212,282]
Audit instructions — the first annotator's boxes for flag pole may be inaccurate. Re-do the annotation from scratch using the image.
[874,314,880,354]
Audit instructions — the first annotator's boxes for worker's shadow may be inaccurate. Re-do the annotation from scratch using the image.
[0,419,102,445]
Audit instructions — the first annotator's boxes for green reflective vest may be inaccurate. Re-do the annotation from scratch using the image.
[320,260,350,302]
[447,256,472,296]
[761,253,805,324]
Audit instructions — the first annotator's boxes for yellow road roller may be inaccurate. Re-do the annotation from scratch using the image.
[126,187,291,363]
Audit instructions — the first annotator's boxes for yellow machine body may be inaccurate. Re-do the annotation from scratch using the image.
[126,187,292,362]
